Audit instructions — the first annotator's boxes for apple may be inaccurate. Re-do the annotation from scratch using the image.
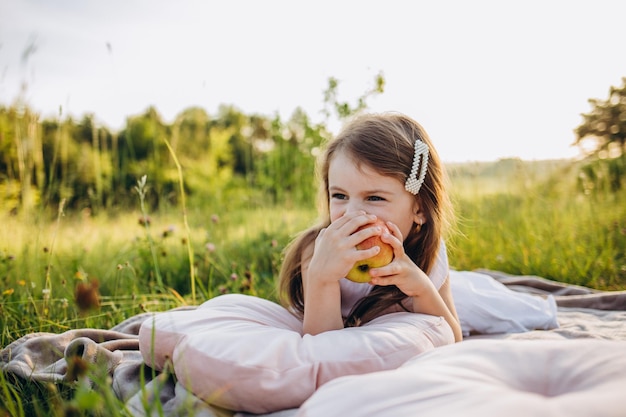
[345,219,394,283]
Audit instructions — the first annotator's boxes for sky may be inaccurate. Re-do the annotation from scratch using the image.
[1,0,625,162]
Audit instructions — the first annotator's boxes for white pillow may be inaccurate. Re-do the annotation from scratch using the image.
[139,294,454,414]
[296,339,626,417]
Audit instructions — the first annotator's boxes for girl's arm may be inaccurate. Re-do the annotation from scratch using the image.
[301,212,381,335]
[301,243,344,335]
[411,276,463,342]
[370,223,463,342]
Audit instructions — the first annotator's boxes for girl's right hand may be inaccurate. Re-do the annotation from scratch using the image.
[306,211,382,285]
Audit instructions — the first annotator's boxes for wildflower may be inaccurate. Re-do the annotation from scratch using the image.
[206,243,216,253]
[218,285,228,294]
[230,273,238,281]
[211,214,219,224]
[66,355,89,382]
[240,279,251,292]
[2,288,14,296]
[271,239,278,248]
[43,247,49,253]
[139,216,151,226]
[162,225,175,238]
[75,279,100,312]
[42,288,51,301]
[17,280,25,286]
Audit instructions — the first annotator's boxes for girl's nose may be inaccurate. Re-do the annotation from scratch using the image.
[345,201,366,215]
[344,202,356,214]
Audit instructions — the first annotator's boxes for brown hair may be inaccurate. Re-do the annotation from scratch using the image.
[278,112,453,326]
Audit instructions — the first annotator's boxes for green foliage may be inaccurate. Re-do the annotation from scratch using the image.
[1,104,332,217]
[575,76,626,158]
[322,72,385,120]
[0,74,389,217]
[448,160,626,290]
[577,154,626,193]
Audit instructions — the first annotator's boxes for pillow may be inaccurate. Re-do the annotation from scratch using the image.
[139,294,454,414]
[450,270,558,336]
[296,339,626,417]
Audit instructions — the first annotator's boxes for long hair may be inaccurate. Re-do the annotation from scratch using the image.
[278,112,454,326]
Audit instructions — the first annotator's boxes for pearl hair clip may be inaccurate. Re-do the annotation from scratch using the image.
[405,139,429,195]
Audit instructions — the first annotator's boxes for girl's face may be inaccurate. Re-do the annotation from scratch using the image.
[328,151,423,240]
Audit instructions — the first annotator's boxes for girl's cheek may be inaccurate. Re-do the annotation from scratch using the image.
[329,206,343,223]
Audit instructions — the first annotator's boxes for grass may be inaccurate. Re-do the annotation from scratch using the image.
[0,202,317,341]
[449,190,626,289]
[447,159,626,289]
[1,158,626,415]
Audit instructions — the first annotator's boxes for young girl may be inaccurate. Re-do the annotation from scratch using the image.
[279,112,462,342]
[133,112,461,413]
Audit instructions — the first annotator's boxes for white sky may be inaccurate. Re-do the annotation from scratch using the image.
[1,0,625,162]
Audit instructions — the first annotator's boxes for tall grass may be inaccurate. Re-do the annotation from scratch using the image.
[448,160,626,289]
[0,199,317,342]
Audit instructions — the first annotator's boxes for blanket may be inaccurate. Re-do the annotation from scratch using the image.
[1,270,625,416]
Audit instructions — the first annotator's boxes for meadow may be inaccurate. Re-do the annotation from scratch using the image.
[1,155,626,415]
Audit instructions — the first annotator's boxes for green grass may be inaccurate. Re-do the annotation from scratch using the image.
[447,159,626,289]
[0,205,317,341]
[449,191,626,289]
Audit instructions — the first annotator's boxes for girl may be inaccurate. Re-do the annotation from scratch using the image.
[279,112,462,342]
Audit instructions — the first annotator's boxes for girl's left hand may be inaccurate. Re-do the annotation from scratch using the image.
[368,221,436,297]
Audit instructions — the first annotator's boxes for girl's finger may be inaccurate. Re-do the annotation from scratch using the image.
[370,274,395,287]
[382,222,405,258]
[328,211,369,233]
[385,221,404,242]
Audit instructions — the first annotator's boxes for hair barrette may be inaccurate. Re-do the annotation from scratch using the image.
[405,139,429,195]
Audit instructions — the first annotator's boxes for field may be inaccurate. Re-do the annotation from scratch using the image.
[1,156,625,415]
[446,158,626,290]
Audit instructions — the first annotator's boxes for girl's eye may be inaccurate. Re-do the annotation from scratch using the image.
[331,193,347,200]
[367,196,385,201]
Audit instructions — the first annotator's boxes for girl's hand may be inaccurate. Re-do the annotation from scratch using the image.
[367,221,463,342]
[368,221,435,297]
[306,211,383,286]
[302,211,382,335]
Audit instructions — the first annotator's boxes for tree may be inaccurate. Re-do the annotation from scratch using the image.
[574,77,626,158]
[322,72,385,121]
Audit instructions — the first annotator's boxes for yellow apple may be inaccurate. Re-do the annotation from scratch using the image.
[345,219,394,283]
